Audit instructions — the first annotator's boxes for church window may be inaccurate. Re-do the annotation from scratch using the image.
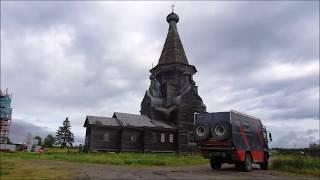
[169,134,174,143]
[103,132,109,142]
[130,135,137,143]
[188,132,194,143]
[152,132,157,143]
[160,133,165,143]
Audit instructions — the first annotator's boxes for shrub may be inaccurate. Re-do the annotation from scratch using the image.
[271,155,320,177]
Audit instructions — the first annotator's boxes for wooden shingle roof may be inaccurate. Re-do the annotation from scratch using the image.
[151,119,176,130]
[157,12,189,65]
[84,112,177,130]
[113,112,156,128]
[84,116,120,127]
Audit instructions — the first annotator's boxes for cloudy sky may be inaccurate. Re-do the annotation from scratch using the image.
[1,1,319,148]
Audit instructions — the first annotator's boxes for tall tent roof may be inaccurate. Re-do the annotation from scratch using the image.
[157,12,189,65]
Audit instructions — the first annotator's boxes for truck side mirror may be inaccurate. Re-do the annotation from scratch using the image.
[269,132,272,142]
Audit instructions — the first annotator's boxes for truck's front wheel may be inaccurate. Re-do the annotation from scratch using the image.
[210,157,222,170]
[242,153,252,172]
[235,162,241,169]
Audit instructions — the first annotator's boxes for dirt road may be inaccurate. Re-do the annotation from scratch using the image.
[24,160,319,180]
[73,163,316,180]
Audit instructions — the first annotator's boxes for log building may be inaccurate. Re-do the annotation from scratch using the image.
[84,112,177,152]
[84,11,206,153]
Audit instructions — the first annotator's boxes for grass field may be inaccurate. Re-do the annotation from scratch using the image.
[1,148,207,166]
[0,148,207,179]
[3,148,319,179]
[0,158,74,179]
[271,155,320,177]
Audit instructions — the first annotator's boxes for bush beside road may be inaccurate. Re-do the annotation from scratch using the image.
[271,155,320,177]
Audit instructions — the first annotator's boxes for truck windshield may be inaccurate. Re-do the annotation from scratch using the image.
[263,129,268,142]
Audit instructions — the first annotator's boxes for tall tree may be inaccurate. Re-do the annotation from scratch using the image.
[34,136,42,145]
[55,117,74,148]
[44,134,55,147]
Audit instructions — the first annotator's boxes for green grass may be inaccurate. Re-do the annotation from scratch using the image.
[0,155,74,179]
[0,148,207,179]
[271,155,320,177]
[1,148,207,167]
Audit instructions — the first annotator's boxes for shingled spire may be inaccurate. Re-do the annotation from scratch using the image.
[158,11,189,65]
[141,9,206,153]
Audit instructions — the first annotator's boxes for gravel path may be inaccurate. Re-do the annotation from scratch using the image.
[31,160,317,180]
[74,163,316,180]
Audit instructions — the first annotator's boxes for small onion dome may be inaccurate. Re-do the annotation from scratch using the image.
[166,12,179,23]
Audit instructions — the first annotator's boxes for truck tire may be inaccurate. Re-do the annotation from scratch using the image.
[194,123,210,141]
[260,154,268,170]
[242,153,252,172]
[235,162,241,169]
[210,122,231,141]
[210,157,222,170]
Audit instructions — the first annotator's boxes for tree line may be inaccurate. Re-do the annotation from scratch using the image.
[26,117,74,148]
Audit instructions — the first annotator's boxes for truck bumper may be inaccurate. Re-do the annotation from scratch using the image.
[199,147,233,159]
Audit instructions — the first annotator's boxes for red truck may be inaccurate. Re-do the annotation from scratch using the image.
[194,110,272,172]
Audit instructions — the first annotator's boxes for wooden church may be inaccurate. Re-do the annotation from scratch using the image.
[84,10,206,153]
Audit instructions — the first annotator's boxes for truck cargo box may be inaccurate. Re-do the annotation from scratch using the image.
[194,110,272,172]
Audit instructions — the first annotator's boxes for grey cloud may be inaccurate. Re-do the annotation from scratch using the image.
[9,118,84,145]
[306,129,319,135]
[184,1,318,73]
[9,119,53,144]
[2,2,93,31]
[270,128,320,148]
[186,1,319,123]
[2,2,148,110]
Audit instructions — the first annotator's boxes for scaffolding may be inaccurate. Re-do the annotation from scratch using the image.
[0,89,12,144]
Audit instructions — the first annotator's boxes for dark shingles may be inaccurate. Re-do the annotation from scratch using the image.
[113,112,177,129]
[86,112,177,130]
[113,112,156,127]
[86,115,120,127]
[151,119,177,129]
